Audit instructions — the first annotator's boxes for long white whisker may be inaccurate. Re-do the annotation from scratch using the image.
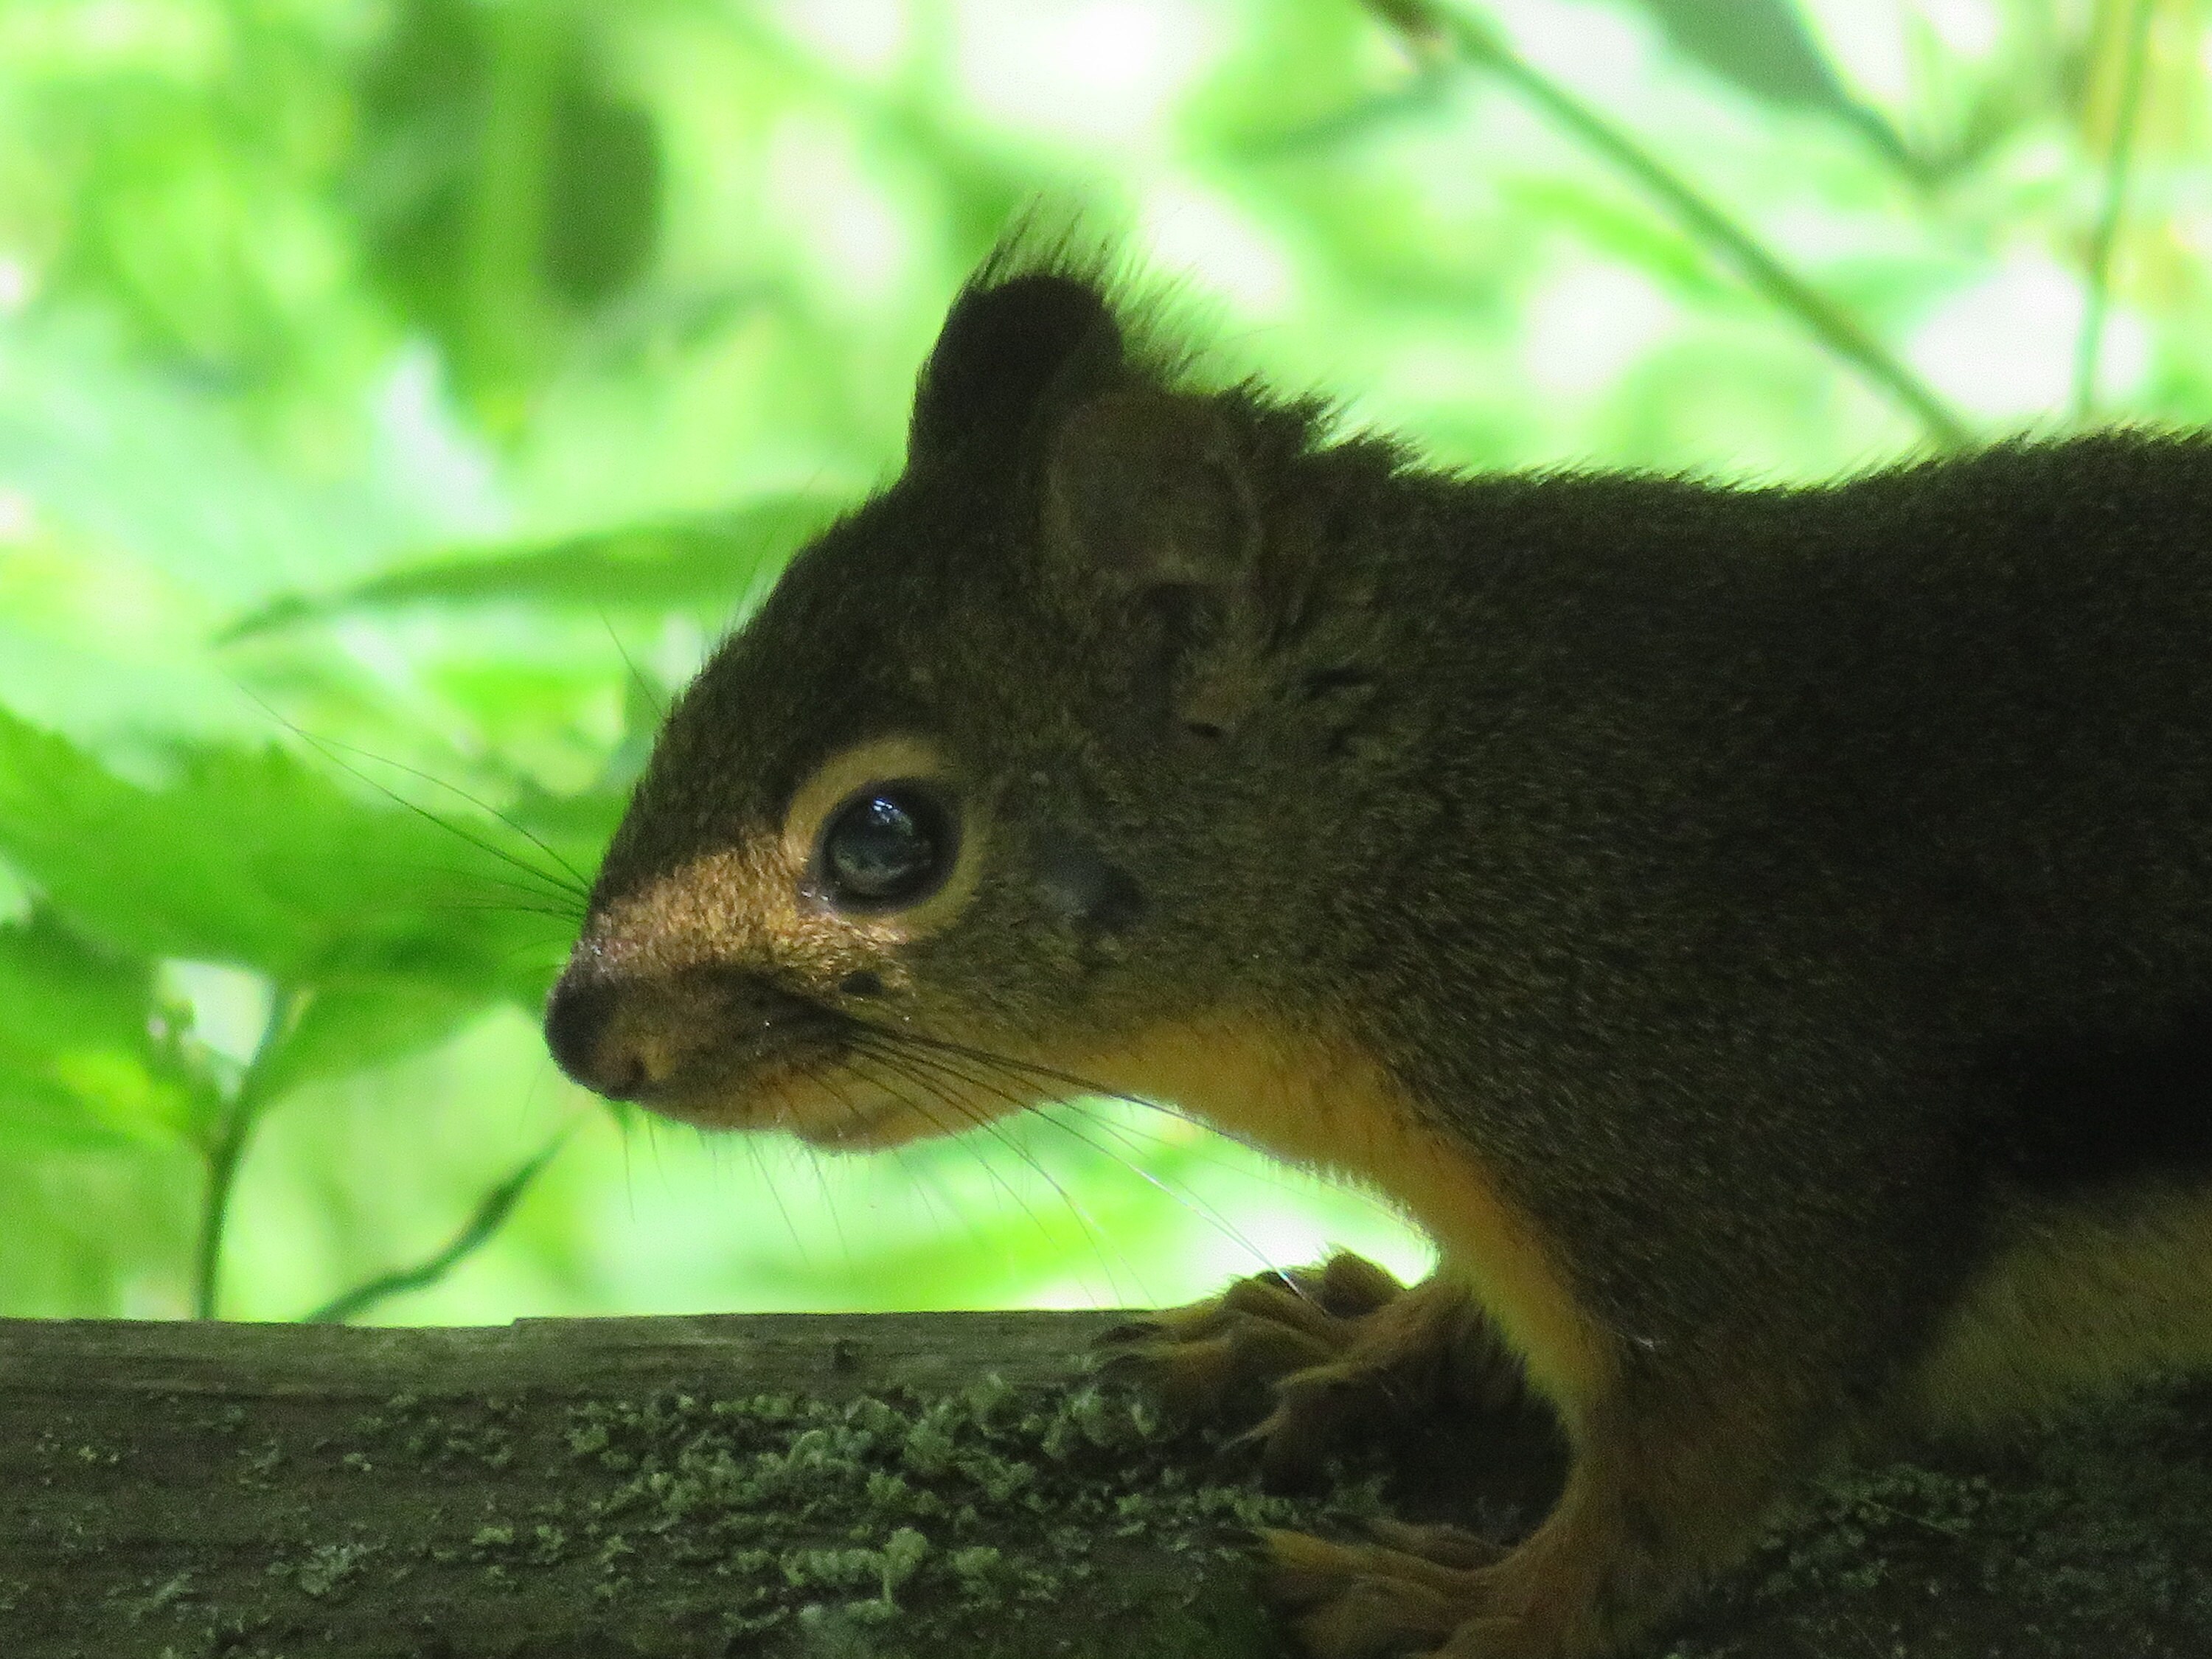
[842,1044,1143,1304]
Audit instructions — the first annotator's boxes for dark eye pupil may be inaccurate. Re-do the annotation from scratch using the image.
[824,790,947,906]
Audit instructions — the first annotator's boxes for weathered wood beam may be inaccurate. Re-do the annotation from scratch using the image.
[0,1311,1366,1659]
[4,1313,2210,1658]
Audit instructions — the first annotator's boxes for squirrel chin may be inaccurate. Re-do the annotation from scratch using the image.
[786,1094,945,1150]
[651,1071,1008,1151]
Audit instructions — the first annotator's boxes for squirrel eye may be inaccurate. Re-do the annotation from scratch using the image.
[819,785,956,910]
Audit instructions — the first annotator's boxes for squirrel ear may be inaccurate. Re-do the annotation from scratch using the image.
[909,272,1121,462]
[1043,389,1270,736]
[1044,390,1258,590]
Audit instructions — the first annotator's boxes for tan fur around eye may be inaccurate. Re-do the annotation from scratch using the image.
[781,734,985,940]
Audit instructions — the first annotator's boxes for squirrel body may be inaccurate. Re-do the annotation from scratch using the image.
[546,243,2212,1657]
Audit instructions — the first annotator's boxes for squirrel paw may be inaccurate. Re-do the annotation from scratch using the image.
[1098,1253,1519,1485]
[1265,1526,1574,1659]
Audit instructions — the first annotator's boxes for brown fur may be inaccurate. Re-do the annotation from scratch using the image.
[1073,1018,1615,1422]
[545,238,2212,1655]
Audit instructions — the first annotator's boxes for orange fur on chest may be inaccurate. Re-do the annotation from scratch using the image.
[1054,1017,1617,1430]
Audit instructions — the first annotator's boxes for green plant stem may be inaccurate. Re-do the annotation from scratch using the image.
[302,1129,573,1324]
[1367,0,1972,449]
[465,0,563,425]
[191,986,305,1321]
[2073,0,2157,422]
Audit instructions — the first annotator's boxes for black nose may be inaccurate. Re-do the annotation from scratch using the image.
[543,973,639,1097]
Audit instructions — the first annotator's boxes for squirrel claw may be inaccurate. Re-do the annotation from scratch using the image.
[1103,1256,1512,1470]
[1093,1318,1331,1422]
[1231,1363,1381,1488]
[1365,1516,1506,1569]
[1265,1528,1551,1659]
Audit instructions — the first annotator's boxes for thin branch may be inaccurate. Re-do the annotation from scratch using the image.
[2073,0,2157,421]
[1366,0,1972,449]
[301,1129,573,1324]
[191,984,307,1321]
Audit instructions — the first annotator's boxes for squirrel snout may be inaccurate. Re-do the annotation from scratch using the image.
[543,972,643,1099]
[544,958,841,1107]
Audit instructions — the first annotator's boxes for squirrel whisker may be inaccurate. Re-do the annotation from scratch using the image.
[847,1030,1297,1295]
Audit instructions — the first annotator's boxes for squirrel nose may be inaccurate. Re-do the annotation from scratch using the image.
[546,959,836,1104]
[543,972,644,1098]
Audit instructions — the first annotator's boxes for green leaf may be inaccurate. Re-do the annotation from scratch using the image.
[0,706,577,1009]
[254,977,488,1104]
[0,908,153,1057]
[0,1060,180,1155]
[218,493,844,639]
[0,910,195,1152]
[0,707,588,1103]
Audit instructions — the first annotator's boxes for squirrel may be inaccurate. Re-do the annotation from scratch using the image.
[542,236,2212,1659]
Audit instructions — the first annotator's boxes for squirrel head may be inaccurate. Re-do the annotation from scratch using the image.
[544,246,1402,1147]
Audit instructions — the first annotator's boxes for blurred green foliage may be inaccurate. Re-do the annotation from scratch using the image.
[1,0,2205,1323]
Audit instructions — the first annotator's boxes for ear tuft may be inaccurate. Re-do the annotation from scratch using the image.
[909,272,1121,461]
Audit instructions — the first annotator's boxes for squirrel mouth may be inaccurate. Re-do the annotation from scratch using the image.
[787,1090,933,1147]
[643,1026,1009,1150]
[734,1033,1048,1149]
[652,1064,981,1150]
[543,958,1029,1149]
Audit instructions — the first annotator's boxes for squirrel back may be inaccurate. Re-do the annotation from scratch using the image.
[545,241,2212,1656]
